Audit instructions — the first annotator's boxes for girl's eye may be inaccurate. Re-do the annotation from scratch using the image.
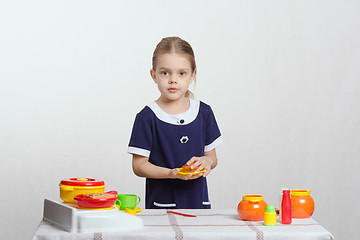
[161,72,168,76]
[179,72,186,76]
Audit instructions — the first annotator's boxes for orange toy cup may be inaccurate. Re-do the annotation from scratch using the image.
[238,195,268,221]
[290,190,315,218]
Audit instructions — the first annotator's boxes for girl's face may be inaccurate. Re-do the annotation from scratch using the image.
[151,53,196,103]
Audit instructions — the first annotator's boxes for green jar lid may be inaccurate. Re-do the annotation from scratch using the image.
[265,205,276,213]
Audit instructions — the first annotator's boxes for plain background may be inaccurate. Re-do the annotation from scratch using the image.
[1,0,359,239]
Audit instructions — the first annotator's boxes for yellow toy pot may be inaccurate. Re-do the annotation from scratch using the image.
[59,178,105,203]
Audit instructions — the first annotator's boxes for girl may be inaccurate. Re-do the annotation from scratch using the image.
[128,37,223,209]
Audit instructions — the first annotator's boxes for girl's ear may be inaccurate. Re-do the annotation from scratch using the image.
[190,69,197,84]
[150,69,157,83]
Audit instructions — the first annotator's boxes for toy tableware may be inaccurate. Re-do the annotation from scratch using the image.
[178,168,206,176]
[114,204,143,213]
[59,178,105,203]
[264,205,277,226]
[281,189,292,224]
[291,189,315,218]
[74,191,118,208]
[237,195,268,221]
[124,208,137,215]
[116,194,141,210]
[167,211,197,217]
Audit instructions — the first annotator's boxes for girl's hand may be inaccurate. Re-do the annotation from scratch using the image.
[169,149,218,180]
[180,149,218,178]
[170,168,203,180]
[185,156,213,177]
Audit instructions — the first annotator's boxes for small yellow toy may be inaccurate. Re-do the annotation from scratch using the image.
[124,208,137,216]
[264,205,277,226]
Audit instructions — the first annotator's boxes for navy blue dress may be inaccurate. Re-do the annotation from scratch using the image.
[128,99,223,209]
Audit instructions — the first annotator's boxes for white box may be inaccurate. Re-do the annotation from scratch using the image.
[43,198,143,233]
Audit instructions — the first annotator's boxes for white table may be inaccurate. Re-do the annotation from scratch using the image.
[32,209,334,240]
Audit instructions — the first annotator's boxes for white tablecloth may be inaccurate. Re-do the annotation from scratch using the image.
[32,209,334,240]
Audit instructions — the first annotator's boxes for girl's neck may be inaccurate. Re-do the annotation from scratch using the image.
[156,97,190,115]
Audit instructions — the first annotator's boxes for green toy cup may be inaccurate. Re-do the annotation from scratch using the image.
[116,194,141,210]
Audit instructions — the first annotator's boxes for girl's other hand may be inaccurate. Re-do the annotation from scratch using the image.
[185,156,213,177]
[185,148,218,177]
[170,149,218,180]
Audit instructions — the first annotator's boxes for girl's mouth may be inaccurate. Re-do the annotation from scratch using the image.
[168,88,178,93]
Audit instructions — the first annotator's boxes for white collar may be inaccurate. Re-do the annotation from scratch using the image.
[147,98,200,125]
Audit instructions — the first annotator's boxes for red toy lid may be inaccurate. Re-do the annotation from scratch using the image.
[60,178,105,186]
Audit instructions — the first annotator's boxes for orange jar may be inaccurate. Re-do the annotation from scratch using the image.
[290,190,315,218]
[237,195,268,221]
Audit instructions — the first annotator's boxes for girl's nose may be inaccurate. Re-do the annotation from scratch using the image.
[169,76,178,84]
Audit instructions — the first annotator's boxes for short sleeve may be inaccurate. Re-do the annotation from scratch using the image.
[204,106,223,152]
[128,113,152,157]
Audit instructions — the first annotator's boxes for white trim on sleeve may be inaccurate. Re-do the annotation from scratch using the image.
[128,146,151,157]
[204,135,223,152]
[202,201,211,205]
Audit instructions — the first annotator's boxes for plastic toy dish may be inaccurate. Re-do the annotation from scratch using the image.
[77,206,115,210]
[178,168,206,176]
[134,207,143,213]
[74,191,118,208]
[115,204,143,213]
[64,202,115,210]
[124,207,143,214]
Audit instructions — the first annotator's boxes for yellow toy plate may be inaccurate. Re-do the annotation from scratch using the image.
[178,168,206,176]
[133,207,143,213]
[115,205,143,213]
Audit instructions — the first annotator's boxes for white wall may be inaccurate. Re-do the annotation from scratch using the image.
[1,0,359,239]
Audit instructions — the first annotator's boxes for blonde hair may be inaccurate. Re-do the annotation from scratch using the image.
[152,36,196,98]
